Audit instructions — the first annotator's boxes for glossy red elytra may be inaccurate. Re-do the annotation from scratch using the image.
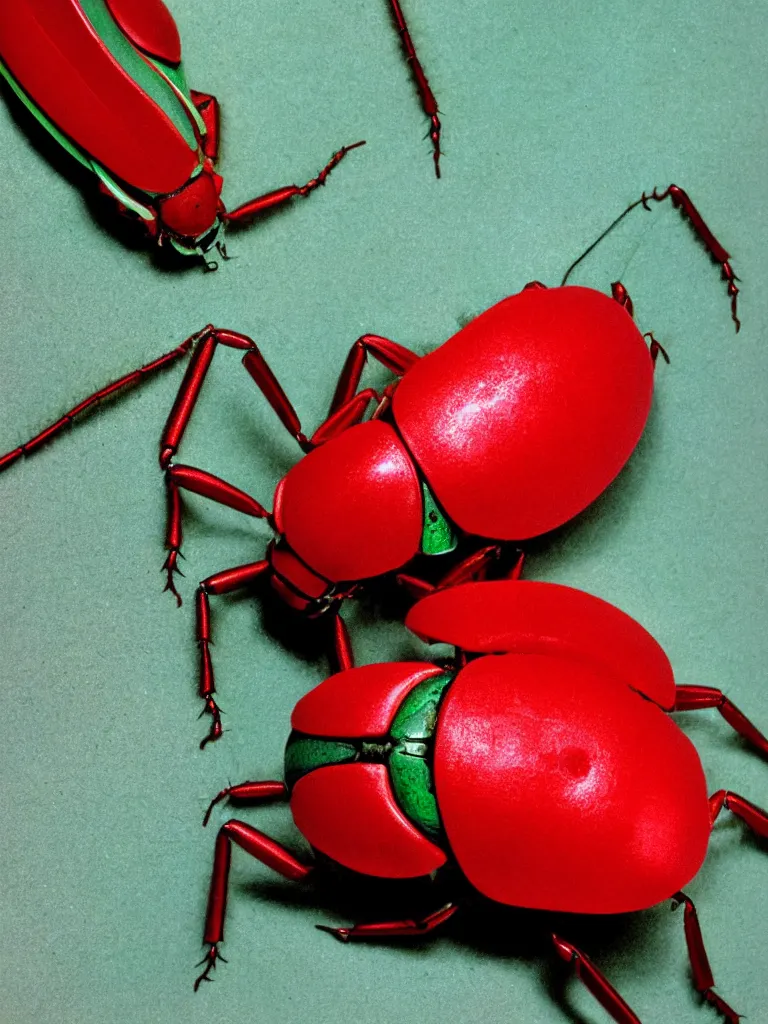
[196,580,768,1023]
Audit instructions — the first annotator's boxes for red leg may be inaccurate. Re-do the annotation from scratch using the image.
[611,281,635,317]
[163,465,269,604]
[190,90,220,161]
[196,817,312,990]
[640,186,740,331]
[396,544,508,600]
[387,0,441,177]
[672,892,741,1023]
[223,141,366,225]
[552,935,641,1024]
[437,544,501,588]
[196,560,271,748]
[675,686,768,758]
[160,326,308,468]
[562,185,739,331]
[644,332,670,368]
[331,611,354,672]
[0,338,191,474]
[328,335,420,417]
[203,780,287,827]
[159,325,309,599]
[317,902,458,942]
[709,789,768,839]
[242,350,311,452]
[611,286,670,368]
[310,389,379,446]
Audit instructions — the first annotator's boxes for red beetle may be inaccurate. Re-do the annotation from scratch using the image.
[0,185,740,747]
[0,0,366,264]
[152,185,739,746]
[196,580,768,1022]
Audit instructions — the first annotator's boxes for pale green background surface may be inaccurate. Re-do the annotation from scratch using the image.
[1,1,767,1022]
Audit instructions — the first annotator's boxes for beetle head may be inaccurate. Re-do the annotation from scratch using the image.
[156,167,225,260]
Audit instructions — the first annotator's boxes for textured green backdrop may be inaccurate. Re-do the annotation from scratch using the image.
[1,1,766,1022]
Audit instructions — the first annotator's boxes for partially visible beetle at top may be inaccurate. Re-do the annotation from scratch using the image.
[0,0,441,266]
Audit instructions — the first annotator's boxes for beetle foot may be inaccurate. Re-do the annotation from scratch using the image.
[702,988,741,1023]
[202,786,232,827]
[162,550,185,607]
[316,924,350,943]
[199,697,224,749]
[194,944,227,990]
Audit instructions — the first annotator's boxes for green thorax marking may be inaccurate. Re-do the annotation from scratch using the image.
[284,671,454,843]
[420,480,458,556]
[79,0,199,159]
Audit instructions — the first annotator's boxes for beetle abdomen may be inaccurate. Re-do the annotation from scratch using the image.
[393,286,653,540]
[434,654,710,914]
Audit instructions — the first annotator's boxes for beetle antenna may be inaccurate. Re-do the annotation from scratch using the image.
[562,185,740,330]
[561,197,646,286]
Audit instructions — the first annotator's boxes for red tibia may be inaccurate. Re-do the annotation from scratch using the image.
[610,281,634,317]
[672,892,741,1023]
[507,550,526,581]
[0,337,191,474]
[641,185,740,331]
[328,335,420,417]
[437,545,501,588]
[675,686,768,758]
[159,326,257,468]
[396,574,436,600]
[203,780,287,828]
[169,465,268,518]
[552,935,641,1024]
[310,389,378,446]
[242,351,310,450]
[163,478,184,606]
[223,141,366,224]
[195,819,312,990]
[709,790,768,839]
[332,613,354,672]
[397,547,515,602]
[196,560,270,749]
[190,91,220,161]
[318,902,458,942]
[387,0,441,177]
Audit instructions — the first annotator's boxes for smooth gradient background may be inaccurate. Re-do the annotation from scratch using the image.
[1,2,766,1022]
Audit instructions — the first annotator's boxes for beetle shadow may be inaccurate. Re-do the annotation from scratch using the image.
[235,862,660,1022]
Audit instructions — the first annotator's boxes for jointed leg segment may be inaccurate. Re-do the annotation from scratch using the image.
[675,686,768,758]
[224,142,366,225]
[387,0,441,176]
[0,338,192,474]
[195,560,271,748]
[552,934,641,1024]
